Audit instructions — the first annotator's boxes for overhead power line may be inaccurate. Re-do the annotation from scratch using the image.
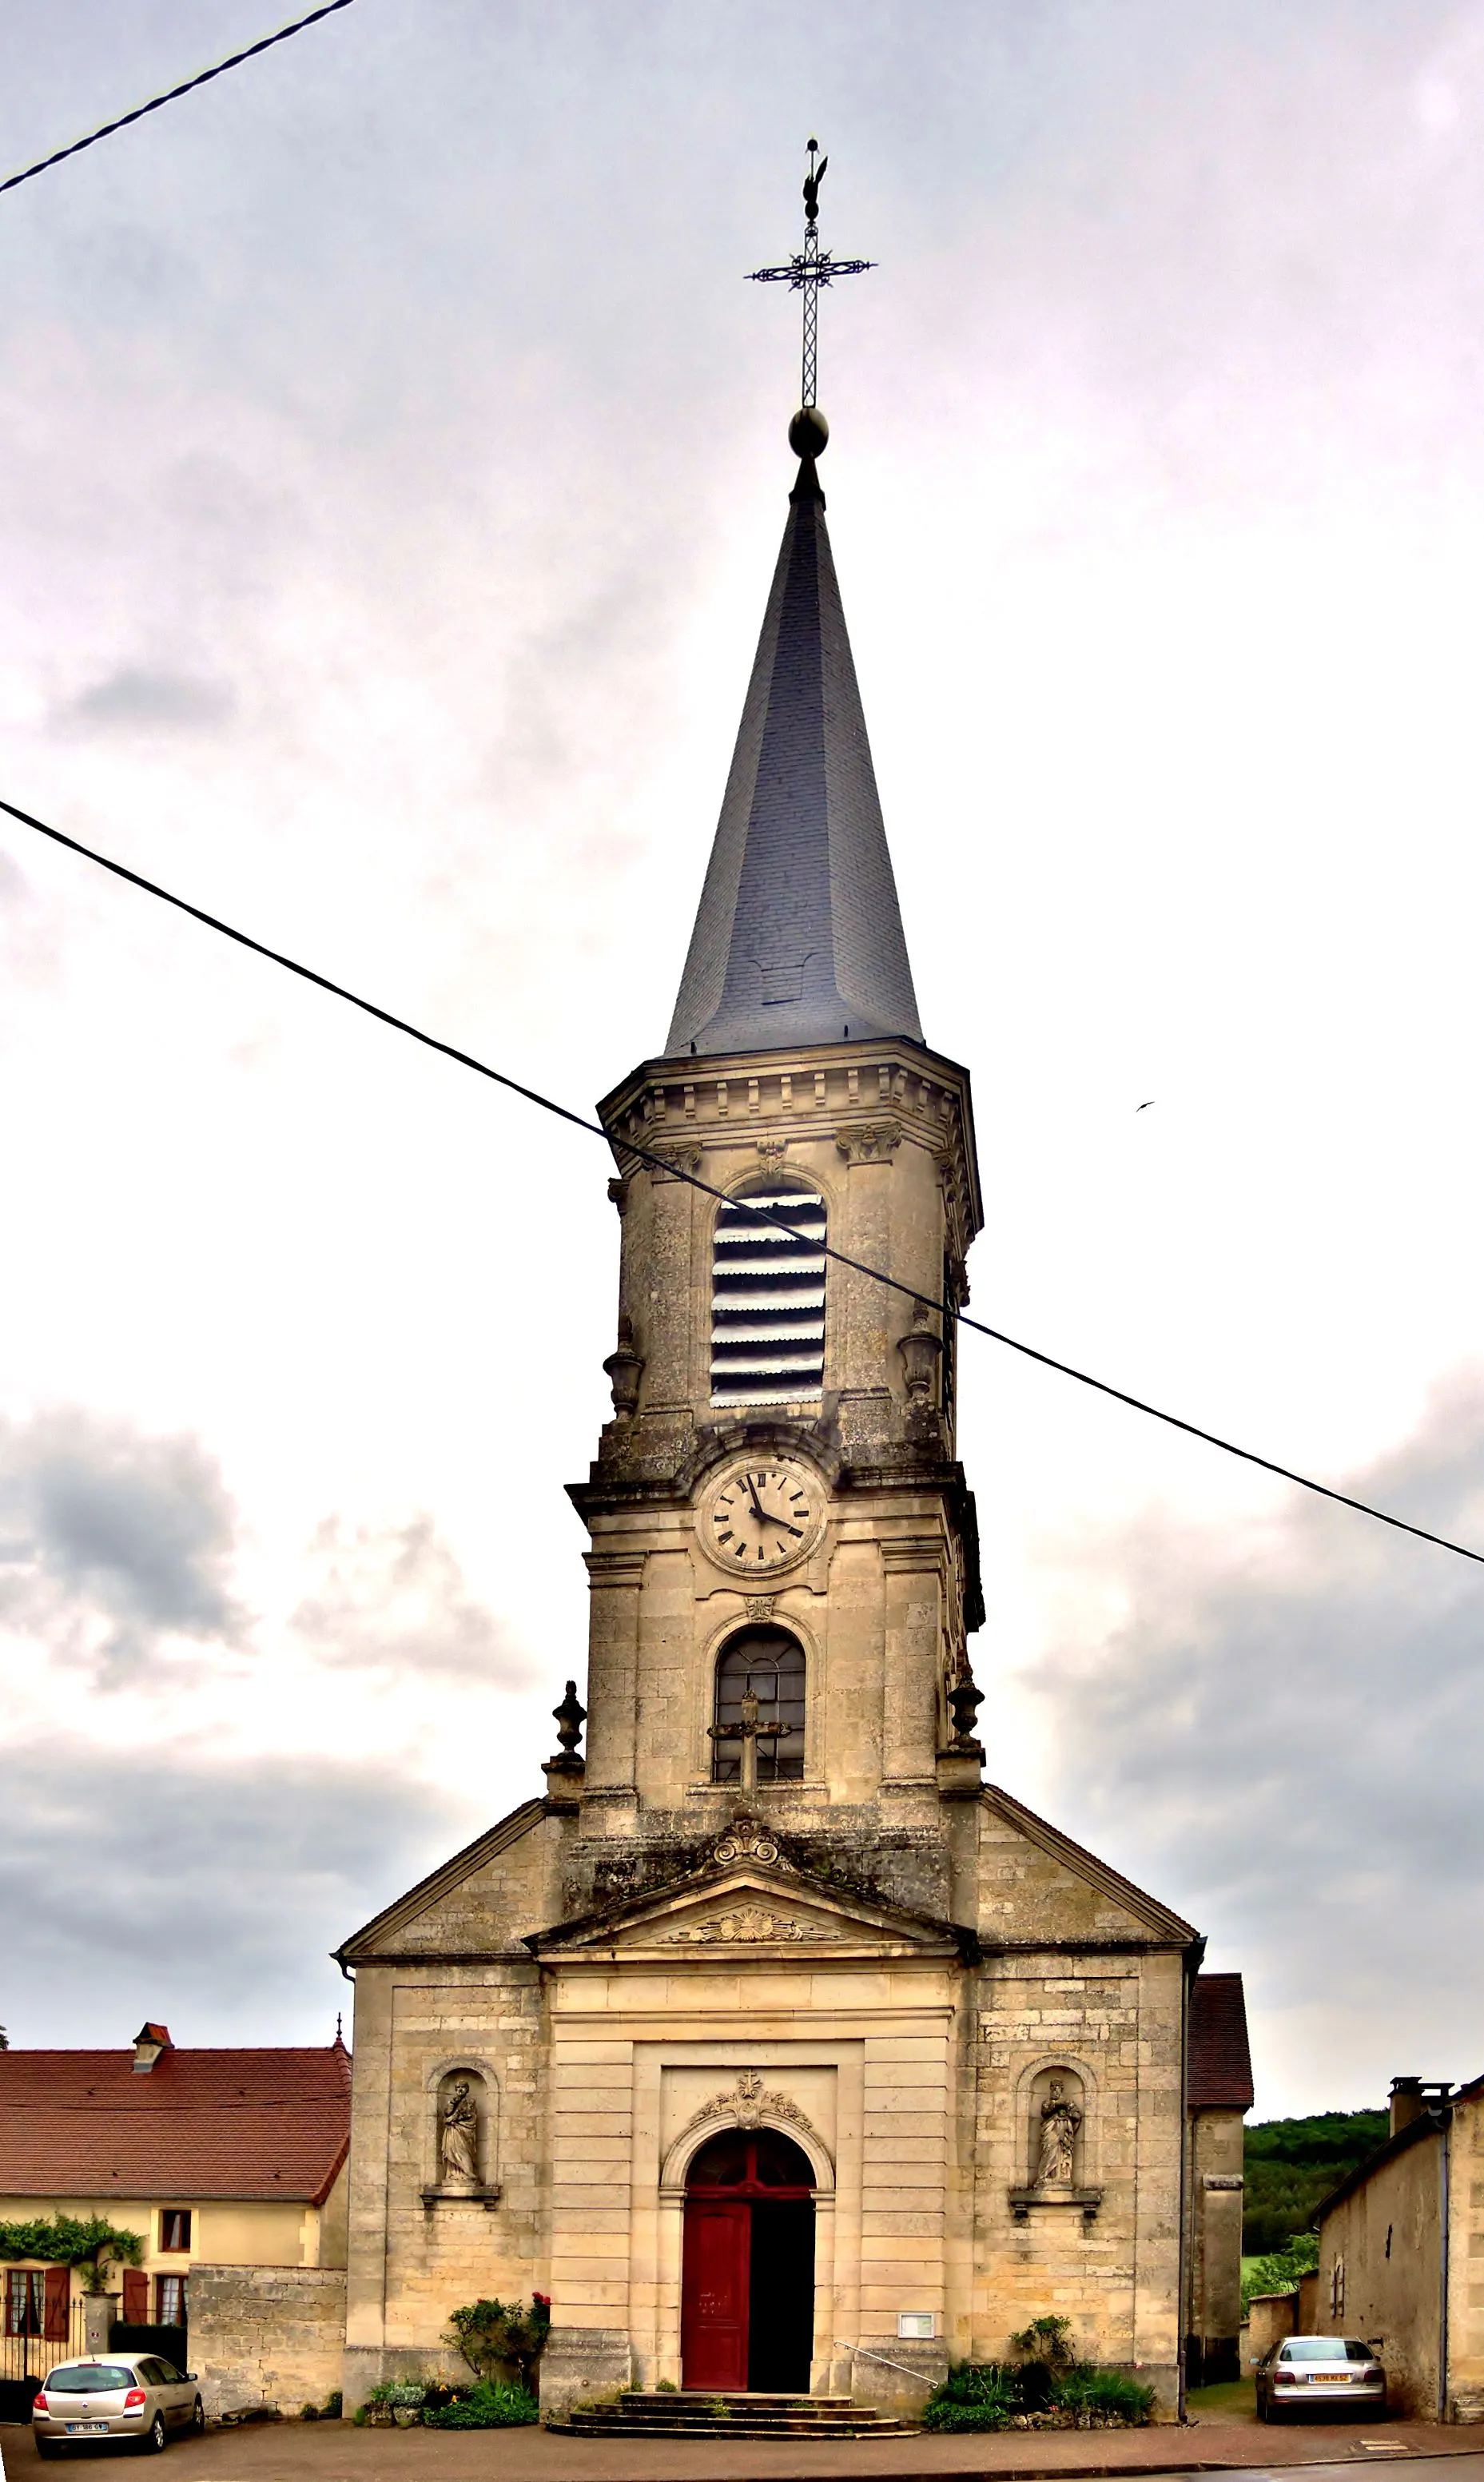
[2,789,1480,1573]
[0,0,360,201]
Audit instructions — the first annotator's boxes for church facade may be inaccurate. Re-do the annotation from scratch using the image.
[336,416,1215,2421]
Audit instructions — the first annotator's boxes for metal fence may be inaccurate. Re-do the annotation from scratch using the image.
[0,2283,89,2416]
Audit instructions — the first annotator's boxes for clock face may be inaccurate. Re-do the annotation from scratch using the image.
[705,1462,819,1573]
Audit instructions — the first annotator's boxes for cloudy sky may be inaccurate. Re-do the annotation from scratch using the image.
[2,0,1482,2116]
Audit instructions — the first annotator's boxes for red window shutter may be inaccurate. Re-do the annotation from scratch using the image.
[43,2266,70,2343]
[122,2269,149,2324]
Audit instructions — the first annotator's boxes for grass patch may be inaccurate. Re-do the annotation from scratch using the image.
[1187,2379,1256,2418]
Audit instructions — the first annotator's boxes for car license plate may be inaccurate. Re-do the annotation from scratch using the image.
[1313,2373,1349,2384]
[68,2420,110,2432]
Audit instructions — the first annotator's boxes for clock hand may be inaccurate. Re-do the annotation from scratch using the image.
[746,1477,766,1522]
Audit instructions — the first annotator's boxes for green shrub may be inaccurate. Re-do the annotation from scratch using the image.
[654,2378,678,2391]
[921,2362,1019,2432]
[0,2214,144,2291]
[424,2381,539,2429]
[1055,2367,1156,2421]
[921,2345,1154,2435]
[1010,2315,1078,2369]
[443,2294,551,2389]
[1242,2232,1319,2310]
[322,2393,342,2420]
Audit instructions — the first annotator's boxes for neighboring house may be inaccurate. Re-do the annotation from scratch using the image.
[0,2022,351,2416]
[1314,2073,1484,2423]
[1184,1973,1255,2385]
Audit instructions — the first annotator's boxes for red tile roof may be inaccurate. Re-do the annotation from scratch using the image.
[1189,1971,1255,2110]
[0,2041,350,2206]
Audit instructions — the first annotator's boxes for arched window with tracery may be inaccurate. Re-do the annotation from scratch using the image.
[710,1626,806,1783]
[710,1185,826,1410]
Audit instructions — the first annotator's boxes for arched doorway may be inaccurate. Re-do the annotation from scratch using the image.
[680,2128,816,2392]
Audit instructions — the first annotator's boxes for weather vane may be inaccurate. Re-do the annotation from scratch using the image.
[748,138,875,424]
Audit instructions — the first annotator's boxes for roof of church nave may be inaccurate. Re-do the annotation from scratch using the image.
[665,414,923,1062]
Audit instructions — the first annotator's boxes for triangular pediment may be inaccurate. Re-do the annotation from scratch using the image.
[528,1831,969,1965]
[980,1784,1197,1949]
[336,1799,555,1963]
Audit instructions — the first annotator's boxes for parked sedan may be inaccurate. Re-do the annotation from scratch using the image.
[30,2356,205,2457]
[1256,2334,1387,2421]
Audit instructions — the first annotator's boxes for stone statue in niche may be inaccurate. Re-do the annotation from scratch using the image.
[439,2077,481,2187]
[1033,2074,1083,2188]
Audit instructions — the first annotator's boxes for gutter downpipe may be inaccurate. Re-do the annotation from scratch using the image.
[1176,1937,1206,2422]
[1438,2106,1451,2424]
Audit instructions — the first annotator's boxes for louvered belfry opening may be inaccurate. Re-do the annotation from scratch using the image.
[710,1187,826,1410]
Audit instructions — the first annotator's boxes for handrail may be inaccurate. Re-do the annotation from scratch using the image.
[834,2339,929,2382]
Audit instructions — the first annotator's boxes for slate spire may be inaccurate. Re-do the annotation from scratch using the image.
[666,417,923,1060]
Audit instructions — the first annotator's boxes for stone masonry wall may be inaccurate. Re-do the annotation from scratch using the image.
[189,2264,345,2418]
[971,1949,1185,2414]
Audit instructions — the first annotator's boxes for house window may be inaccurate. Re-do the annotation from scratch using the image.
[1330,2259,1346,2317]
[159,2210,191,2253]
[711,1626,806,1783]
[710,1187,826,1410]
[155,2273,188,2329]
[6,2269,42,2337]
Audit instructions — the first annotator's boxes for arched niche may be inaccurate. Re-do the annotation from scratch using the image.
[1025,2063,1088,2190]
[422,2058,500,2204]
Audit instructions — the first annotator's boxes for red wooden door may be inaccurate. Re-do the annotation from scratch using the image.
[681,2198,750,2389]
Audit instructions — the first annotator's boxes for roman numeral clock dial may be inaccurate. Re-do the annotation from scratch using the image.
[702,1462,822,1573]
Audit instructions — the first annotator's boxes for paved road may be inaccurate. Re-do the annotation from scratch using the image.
[2,2422,1481,2480]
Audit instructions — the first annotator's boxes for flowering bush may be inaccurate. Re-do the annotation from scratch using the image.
[424,2381,539,2429]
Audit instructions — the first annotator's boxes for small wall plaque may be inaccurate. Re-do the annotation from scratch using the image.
[897,2311,936,2340]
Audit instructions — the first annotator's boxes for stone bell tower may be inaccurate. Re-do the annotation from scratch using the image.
[564,421,989,1918]
[339,388,1204,2430]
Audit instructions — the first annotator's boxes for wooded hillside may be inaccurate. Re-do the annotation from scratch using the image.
[1243,2109,1387,2253]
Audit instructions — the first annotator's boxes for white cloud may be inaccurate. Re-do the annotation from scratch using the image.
[1021,1374,1484,2110]
[292,1510,530,1685]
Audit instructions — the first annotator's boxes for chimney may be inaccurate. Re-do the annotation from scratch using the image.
[132,2023,171,2074]
[1390,2076,1452,2135]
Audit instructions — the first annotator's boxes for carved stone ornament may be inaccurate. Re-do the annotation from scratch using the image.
[744,1594,778,1623]
[897,1303,942,1404]
[647,1143,703,1181]
[834,1120,902,1165]
[438,2078,481,2187]
[660,1903,841,1946]
[710,1819,780,1867]
[946,1674,985,1750]
[603,1315,644,1418]
[755,1138,790,1165]
[1033,2077,1083,2187]
[675,2068,825,2153]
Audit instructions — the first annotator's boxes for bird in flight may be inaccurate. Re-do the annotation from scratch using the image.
[1136,1100,1155,1112]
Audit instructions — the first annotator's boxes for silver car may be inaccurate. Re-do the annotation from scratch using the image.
[1256,2333,1387,2421]
[30,2355,205,2457]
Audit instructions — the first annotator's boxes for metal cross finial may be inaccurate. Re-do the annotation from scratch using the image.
[748,137,875,413]
[708,1684,792,1799]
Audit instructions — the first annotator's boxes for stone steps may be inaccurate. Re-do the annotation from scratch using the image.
[551,2390,917,2439]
